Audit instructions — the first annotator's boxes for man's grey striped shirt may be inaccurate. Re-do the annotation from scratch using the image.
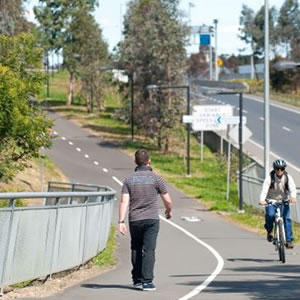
[121,166,168,222]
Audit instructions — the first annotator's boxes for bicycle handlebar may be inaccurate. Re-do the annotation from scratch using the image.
[265,198,289,205]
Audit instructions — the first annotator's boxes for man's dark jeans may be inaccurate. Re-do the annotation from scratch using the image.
[129,219,160,284]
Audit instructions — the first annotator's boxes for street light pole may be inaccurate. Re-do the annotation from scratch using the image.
[239,92,244,211]
[214,19,218,81]
[99,65,135,141]
[46,51,50,98]
[264,0,270,178]
[146,84,191,176]
[130,73,134,141]
[186,85,191,176]
[209,32,213,80]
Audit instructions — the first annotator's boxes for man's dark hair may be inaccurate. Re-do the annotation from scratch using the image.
[135,149,149,166]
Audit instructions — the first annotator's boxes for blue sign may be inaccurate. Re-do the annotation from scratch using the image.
[200,34,211,46]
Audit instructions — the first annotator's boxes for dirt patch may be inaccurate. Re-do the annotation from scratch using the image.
[3,264,116,299]
[0,159,68,195]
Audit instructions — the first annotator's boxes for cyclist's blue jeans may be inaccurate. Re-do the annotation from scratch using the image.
[265,203,293,241]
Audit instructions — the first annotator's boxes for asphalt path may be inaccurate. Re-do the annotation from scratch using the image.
[22,110,300,300]
[191,88,300,185]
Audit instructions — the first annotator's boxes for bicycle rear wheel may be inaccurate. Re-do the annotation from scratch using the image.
[278,219,286,263]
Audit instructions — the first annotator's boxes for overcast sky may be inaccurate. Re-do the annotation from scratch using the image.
[25,0,286,55]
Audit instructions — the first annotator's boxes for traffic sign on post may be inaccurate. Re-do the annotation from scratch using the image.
[229,125,252,145]
[200,34,211,46]
[221,116,247,125]
[192,105,233,131]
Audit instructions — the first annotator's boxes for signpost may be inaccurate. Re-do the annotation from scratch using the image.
[192,105,233,131]
[200,34,211,46]
[229,124,252,145]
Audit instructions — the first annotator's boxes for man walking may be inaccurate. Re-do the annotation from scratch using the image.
[118,149,172,291]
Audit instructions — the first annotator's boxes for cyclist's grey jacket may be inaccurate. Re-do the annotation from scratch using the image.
[260,172,297,202]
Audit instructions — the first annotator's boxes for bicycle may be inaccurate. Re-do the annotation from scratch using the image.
[265,198,288,263]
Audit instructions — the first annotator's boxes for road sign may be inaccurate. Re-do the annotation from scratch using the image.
[200,34,211,46]
[217,58,223,67]
[192,105,233,131]
[229,125,253,145]
[219,116,247,125]
[200,25,211,33]
[182,115,193,124]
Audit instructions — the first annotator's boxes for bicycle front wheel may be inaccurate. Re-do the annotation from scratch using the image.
[278,219,286,263]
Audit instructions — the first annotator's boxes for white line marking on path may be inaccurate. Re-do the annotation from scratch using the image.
[282,126,292,132]
[103,168,108,173]
[68,141,73,145]
[53,131,58,135]
[94,161,99,165]
[112,176,123,186]
[259,117,264,121]
[62,137,66,140]
[248,139,300,173]
[84,154,89,158]
[243,110,248,114]
[161,217,224,300]
[76,147,81,152]
[113,176,224,299]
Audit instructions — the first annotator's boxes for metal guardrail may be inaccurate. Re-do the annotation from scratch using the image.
[0,182,116,293]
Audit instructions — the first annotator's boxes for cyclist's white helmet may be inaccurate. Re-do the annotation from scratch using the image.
[273,159,287,169]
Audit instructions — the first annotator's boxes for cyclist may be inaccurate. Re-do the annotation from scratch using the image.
[259,159,297,249]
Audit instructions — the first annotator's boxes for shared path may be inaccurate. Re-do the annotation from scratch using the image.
[22,110,300,300]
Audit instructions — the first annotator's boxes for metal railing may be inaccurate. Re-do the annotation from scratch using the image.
[0,182,116,292]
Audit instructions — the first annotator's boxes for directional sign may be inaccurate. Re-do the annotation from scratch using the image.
[219,116,247,125]
[200,34,211,46]
[229,125,253,145]
[192,105,233,131]
[182,115,193,124]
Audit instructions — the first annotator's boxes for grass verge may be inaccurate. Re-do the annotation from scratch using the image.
[45,72,300,243]
[92,227,117,267]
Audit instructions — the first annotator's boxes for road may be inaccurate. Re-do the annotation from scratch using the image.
[191,87,300,185]
[22,110,300,300]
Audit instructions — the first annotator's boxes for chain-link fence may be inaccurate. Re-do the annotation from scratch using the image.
[0,182,116,292]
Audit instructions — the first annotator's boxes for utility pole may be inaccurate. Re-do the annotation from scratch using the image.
[209,31,213,80]
[264,0,270,178]
[214,19,218,81]
[46,51,50,98]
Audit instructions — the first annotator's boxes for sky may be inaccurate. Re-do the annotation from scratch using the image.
[25,0,286,56]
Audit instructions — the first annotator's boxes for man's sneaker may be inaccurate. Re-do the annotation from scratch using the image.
[267,233,273,242]
[286,241,294,249]
[142,282,156,291]
[132,282,143,290]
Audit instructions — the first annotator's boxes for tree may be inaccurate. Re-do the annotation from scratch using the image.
[0,0,31,35]
[220,54,239,74]
[34,0,99,105]
[254,5,278,54]
[239,5,259,79]
[186,52,208,78]
[239,4,277,79]
[0,34,53,182]
[277,0,300,57]
[119,0,188,153]
[64,7,108,113]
